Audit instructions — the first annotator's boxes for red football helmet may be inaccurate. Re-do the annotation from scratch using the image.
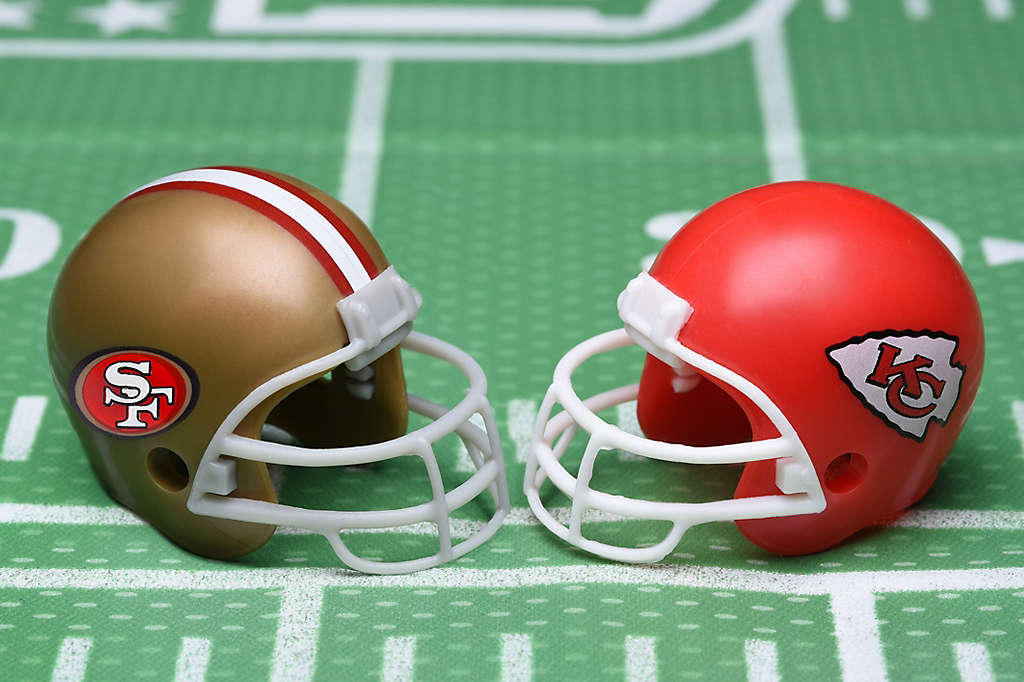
[525,181,983,561]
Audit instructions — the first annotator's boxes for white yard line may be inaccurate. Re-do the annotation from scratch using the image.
[51,637,92,682]
[904,0,932,20]
[210,0,718,38]
[891,508,1024,530]
[1013,401,1024,460]
[0,1,798,64]
[4,502,1022,531]
[0,503,145,525]
[1,395,47,462]
[830,586,887,682]
[500,633,533,682]
[507,399,538,464]
[2,565,1022,594]
[624,636,657,682]
[981,237,1024,266]
[821,0,850,21]
[174,638,212,682]
[382,636,416,682]
[982,0,1014,21]
[954,642,995,682]
[751,21,805,181]
[744,639,780,682]
[339,57,392,225]
[270,583,325,682]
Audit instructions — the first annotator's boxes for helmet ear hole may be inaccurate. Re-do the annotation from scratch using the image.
[147,447,190,492]
[824,452,867,494]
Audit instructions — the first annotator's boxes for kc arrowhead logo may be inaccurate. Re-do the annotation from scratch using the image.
[826,331,964,441]
[71,348,198,438]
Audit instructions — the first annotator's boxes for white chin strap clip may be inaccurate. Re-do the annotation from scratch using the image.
[338,266,423,371]
[617,271,693,369]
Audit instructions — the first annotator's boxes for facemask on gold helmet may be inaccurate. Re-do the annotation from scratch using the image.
[48,166,509,574]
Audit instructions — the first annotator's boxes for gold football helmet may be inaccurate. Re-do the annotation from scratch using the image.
[48,166,509,573]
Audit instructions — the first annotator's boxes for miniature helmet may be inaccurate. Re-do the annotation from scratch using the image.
[49,166,509,574]
[525,181,983,561]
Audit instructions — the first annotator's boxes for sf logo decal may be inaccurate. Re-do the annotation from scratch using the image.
[72,349,198,437]
[102,360,176,428]
[827,331,964,441]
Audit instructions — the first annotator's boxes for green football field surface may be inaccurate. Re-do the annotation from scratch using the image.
[1,0,1023,680]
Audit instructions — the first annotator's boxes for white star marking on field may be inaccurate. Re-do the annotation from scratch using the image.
[73,0,176,37]
[0,1,36,30]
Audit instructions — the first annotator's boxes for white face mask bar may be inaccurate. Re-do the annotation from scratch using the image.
[523,272,826,564]
[188,269,510,574]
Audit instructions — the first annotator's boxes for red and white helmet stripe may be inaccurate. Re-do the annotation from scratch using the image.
[124,166,380,296]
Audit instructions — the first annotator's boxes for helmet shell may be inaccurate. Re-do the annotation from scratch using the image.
[48,169,408,559]
[638,181,983,554]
